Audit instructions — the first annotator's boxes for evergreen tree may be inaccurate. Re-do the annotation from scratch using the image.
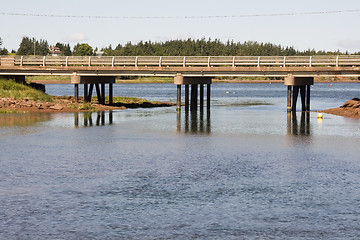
[55,42,72,56]
[17,37,49,55]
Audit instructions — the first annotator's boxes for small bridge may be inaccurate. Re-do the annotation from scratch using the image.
[1,55,360,111]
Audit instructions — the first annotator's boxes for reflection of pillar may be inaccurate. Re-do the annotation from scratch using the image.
[177,111,181,133]
[109,111,113,125]
[74,112,79,128]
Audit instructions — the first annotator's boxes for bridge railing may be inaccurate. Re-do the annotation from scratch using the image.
[2,55,360,67]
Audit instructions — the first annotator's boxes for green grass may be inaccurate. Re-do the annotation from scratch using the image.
[26,75,71,83]
[78,102,96,111]
[0,77,53,101]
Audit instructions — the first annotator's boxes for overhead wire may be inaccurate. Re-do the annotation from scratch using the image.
[0,9,359,19]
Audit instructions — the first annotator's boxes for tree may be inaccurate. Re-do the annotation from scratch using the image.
[74,43,93,56]
[55,42,72,56]
[17,37,49,55]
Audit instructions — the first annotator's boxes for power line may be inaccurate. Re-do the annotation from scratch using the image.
[0,9,359,19]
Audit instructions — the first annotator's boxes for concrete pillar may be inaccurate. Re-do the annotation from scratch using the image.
[101,83,105,105]
[287,86,292,112]
[200,84,204,109]
[109,83,113,105]
[174,74,212,111]
[176,85,181,111]
[292,86,299,111]
[207,84,211,110]
[285,76,314,112]
[84,84,88,102]
[74,84,79,102]
[191,84,197,110]
[306,85,311,111]
[300,86,306,111]
[185,84,189,111]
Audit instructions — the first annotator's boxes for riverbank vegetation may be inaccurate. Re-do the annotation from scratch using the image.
[0,77,174,113]
[0,77,52,101]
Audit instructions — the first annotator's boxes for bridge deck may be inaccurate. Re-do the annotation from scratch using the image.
[1,55,360,77]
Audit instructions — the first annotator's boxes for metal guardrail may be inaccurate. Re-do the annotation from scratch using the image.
[1,55,360,67]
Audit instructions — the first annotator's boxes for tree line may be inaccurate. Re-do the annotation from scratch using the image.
[0,36,356,56]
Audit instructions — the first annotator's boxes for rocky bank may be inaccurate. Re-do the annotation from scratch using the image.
[321,98,360,119]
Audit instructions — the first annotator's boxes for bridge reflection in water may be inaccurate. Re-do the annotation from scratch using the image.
[287,111,311,136]
[177,109,211,134]
[74,111,113,127]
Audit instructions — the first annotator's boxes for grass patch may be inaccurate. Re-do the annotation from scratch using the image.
[26,75,71,83]
[111,96,148,104]
[0,109,25,114]
[78,103,96,111]
[0,77,53,102]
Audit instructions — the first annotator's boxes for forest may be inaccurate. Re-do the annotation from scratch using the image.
[0,36,354,56]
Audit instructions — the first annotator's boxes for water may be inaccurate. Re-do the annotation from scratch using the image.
[1,83,360,239]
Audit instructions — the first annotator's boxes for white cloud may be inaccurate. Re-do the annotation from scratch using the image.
[64,33,88,43]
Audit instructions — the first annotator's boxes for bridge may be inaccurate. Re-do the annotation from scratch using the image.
[1,55,360,111]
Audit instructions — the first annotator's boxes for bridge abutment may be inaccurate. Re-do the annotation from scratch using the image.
[285,76,314,112]
[174,74,212,111]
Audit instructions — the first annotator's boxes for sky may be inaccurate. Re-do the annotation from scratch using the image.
[1,0,360,53]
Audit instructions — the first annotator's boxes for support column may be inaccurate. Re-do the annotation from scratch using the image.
[287,86,292,112]
[176,85,181,111]
[200,84,204,109]
[207,84,211,110]
[74,84,79,102]
[191,84,197,110]
[173,75,212,111]
[101,83,105,105]
[84,84,88,102]
[95,84,101,103]
[306,85,311,111]
[300,86,306,111]
[87,84,94,102]
[109,83,113,105]
[292,86,299,111]
[285,76,314,112]
[185,84,189,111]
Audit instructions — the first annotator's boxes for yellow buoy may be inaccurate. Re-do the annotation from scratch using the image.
[317,113,323,119]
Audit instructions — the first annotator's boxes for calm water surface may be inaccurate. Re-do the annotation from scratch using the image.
[1,83,360,239]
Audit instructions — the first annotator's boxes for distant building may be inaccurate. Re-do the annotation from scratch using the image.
[95,51,104,56]
[48,47,62,56]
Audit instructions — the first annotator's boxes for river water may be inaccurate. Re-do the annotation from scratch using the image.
[1,83,360,239]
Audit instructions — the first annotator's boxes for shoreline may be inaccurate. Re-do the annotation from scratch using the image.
[319,98,360,119]
[0,96,175,113]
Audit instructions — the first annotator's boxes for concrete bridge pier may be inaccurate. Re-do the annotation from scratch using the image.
[71,75,115,104]
[285,76,314,112]
[174,74,212,111]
